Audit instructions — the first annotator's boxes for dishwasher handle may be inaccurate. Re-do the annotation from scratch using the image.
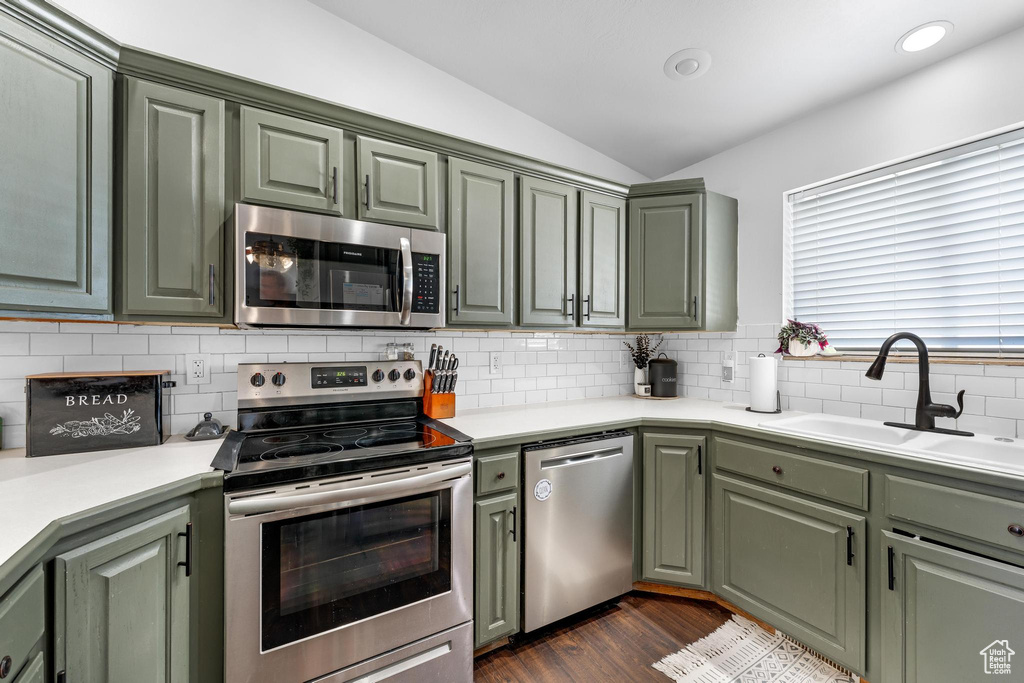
[539,446,625,470]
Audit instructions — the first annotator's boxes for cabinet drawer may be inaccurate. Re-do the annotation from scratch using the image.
[0,566,44,682]
[476,451,519,496]
[886,475,1024,555]
[713,436,868,510]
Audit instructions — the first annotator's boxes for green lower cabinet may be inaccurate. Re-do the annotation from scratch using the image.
[121,77,226,317]
[642,432,705,587]
[712,475,866,673]
[12,651,43,683]
[881,531,1024,682]
[54,505,191,683]
[474,490,519,647]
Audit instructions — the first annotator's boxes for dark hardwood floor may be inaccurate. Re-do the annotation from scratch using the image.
[473,592,733,682]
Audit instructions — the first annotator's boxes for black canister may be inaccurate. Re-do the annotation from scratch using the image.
[648,353,678,397]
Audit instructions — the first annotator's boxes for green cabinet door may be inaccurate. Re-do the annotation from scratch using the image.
[357,136,439,229]
[712,475,866,672]
[580,191,626,328]
[643,433,705,587]
[520,176,578,326]
[628,194,702,330]
[475,491,519,647]
[448,158,515,326]
[121,78,225,317]
[240,106,343,214]
[54,506,191,683]
[881,531,1024,682]
[0,12,111,312]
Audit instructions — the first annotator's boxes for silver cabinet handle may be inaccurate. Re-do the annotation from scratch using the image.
[584,295,591,321]
[208,264,215,306]
[228,462,471,515]
[453,284,460,317]
[693,295,699,321]
[363,174,370,210]
[566,293,575,317]
[399,236,413,326]
[331,166,338,205]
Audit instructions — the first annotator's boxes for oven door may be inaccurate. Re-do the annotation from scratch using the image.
[224,459,472,683]
[235,203,445,329]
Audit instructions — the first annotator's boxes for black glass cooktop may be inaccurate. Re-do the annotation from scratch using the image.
[219,418,472,491]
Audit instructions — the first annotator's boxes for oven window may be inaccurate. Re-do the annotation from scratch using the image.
[243,231,401,312]
[260,490,452,651]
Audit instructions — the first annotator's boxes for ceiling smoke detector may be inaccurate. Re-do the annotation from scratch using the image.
[664,48,712,81]
[896,21,953,54]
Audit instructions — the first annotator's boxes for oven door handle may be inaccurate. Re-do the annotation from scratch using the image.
[227,462,471,515]
[399,236,413,326]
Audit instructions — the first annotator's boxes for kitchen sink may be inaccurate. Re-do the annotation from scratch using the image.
[915,434,1024,468]
[760,414,925,447]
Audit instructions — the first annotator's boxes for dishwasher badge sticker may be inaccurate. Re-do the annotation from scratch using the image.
[534,478,553,501]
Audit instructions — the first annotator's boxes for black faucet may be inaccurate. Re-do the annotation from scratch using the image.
[865,332,973,437]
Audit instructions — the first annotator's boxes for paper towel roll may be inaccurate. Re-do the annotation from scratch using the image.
[749,355,779,412]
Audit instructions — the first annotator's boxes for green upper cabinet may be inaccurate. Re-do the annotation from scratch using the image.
[628,193,701,330]
[120,77,225,317]
[642,432,706,588]
[628,181,737,331]
[520,176,578,326]
[0,11,111,312]
[54,506,191,683]
[580,191,626,328]
[881,531,1024,683]
[712,475,866,673]
[357,136,439,229]
[240,106,343,214]
[448,158,515,326]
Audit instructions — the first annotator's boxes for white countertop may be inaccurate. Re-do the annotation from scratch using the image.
[442,395,788,443]
[2,395,1021,576]
[0,436,220,571]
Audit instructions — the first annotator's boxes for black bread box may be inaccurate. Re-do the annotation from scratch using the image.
[26,370,173,457]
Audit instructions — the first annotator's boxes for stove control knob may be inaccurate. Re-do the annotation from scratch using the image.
[372,369,385,383]
[271,372,286,387]
[388,369,401,382]
[250,373,266,388]
[404,368,417,381]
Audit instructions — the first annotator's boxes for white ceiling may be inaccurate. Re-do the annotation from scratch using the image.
[311,0,1024,180]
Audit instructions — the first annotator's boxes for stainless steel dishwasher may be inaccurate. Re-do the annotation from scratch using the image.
[523,431,634,632]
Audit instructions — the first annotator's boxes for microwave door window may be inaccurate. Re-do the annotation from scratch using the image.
[244,234,320,309]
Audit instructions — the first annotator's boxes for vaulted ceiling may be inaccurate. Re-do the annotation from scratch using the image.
[312,0,1024,179]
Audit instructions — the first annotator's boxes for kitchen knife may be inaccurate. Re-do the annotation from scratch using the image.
[428,344,437,371]
[450,370,458,393]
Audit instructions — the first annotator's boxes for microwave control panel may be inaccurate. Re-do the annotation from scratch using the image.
[412,252,440,314]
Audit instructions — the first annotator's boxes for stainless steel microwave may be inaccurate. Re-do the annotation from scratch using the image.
[235,203,445,329]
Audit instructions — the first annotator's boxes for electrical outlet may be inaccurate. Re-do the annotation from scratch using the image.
[489,351,502,376]
[722,351,735,383]
[185,353,212,385]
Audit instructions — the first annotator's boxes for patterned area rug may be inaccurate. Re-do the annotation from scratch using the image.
[653,615,858,683]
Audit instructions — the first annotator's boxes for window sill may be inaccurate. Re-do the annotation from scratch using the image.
[781,353,1024,367]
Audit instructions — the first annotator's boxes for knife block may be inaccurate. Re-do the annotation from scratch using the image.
[422,371,456,419]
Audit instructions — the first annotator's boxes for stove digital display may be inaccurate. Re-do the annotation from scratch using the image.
[311,366,367,388]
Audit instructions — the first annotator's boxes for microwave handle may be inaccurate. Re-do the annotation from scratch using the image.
[399,236,413,325]
[227,462,471,515]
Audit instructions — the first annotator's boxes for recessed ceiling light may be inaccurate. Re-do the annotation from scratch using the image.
[896,20,953,54]
[664,49,712,81]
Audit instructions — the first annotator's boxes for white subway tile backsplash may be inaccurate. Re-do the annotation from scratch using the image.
[6,320,1024,447]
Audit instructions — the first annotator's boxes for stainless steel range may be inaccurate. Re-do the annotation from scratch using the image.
[213,360,473,683]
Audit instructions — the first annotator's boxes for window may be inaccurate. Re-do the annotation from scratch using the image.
[786,129,1024,352]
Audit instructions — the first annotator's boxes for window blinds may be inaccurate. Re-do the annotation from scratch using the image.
[787,130,1024,351]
